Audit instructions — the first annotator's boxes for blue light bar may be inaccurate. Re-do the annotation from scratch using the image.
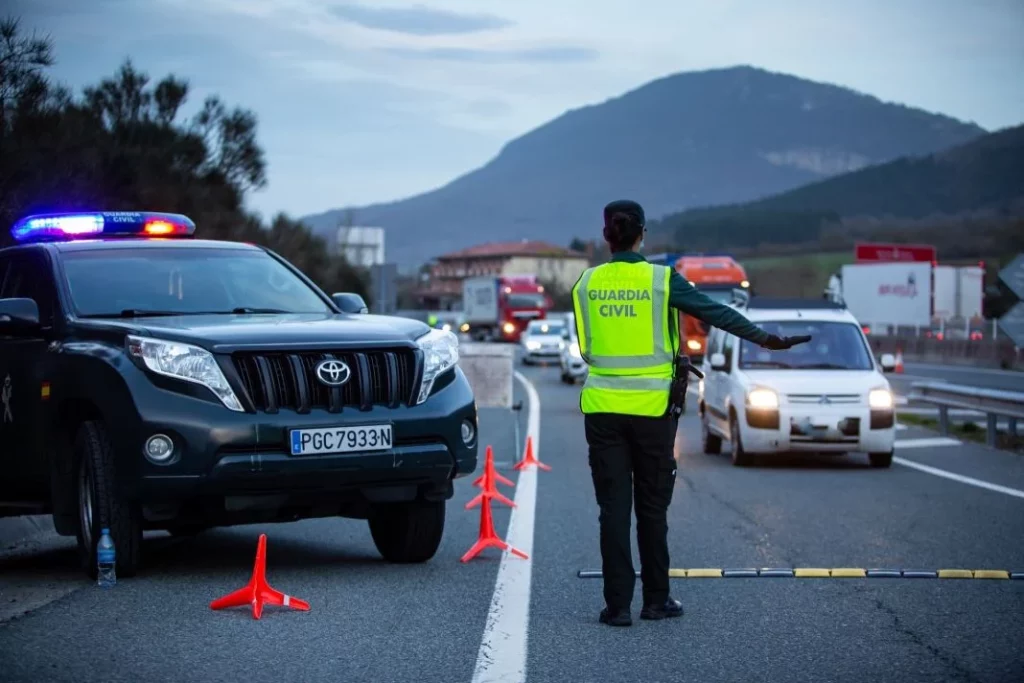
[10,211,196,242]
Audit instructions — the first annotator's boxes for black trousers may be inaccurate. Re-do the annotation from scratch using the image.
[585,412,679,610]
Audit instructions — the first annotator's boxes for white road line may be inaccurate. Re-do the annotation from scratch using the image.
[894,457,1024,500]
[894,437,962,449]
[471,371,540,683]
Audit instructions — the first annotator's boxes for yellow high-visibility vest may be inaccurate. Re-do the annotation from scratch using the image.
[571,261,679,416]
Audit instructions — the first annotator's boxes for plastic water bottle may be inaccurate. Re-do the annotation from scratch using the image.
[97,528,116,588]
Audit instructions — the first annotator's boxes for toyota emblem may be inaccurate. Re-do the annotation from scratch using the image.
[315,359,351,386]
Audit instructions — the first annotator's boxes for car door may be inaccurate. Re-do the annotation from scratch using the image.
[719,332,737,424]
[702,328,723,428]
[0,248,59,502]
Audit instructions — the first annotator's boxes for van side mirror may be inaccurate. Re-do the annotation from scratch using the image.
[879,353,896,372]
[710,352,727,370]
[0,298,40,332]
[332,292,368,314]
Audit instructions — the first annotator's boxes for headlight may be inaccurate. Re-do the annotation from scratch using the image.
[127,335,243,412]
[415,328,459,404]
[502,322,515,334]
[441,323,451,332]
[868,388,893,409]
[460,323,470,333]
[747,387,779,409]
[526,340,541,350]
[569,341,581,358]
[686,339,702,351]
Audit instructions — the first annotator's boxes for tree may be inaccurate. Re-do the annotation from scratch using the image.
[0,15,367,297]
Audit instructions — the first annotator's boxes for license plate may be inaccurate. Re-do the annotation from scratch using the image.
[289,424,393,456]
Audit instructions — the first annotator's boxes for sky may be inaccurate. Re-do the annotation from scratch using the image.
[9,0,1024,220]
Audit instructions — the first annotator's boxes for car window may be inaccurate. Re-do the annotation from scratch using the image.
[527,320,565,335]
[507,293,546,308]
[707,328,722,355]
[59,247,332,316]
[1,249,56,327]
[738,320,873,370]
[722,333,735,367]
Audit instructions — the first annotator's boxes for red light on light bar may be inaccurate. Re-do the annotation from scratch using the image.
[144,220,178,235]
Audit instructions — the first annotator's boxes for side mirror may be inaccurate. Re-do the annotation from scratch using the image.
[331,292,368,314]
[710,352,727,370]
[0,298,40,331]
[879,353,896,372]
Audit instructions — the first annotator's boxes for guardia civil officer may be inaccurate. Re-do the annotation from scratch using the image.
[570,200,810,627]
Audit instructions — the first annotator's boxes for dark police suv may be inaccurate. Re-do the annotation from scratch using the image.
[0,211,478,578]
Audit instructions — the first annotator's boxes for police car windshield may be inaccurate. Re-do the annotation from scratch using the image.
[61,247,332,317]
[739,321,873,370]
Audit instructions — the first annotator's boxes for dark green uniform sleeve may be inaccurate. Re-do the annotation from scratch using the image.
[668,271,769,345]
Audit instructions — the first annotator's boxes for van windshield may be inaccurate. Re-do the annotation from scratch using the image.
[739,321,873,370]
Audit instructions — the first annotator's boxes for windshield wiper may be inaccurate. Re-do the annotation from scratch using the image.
[81,309,192,319]
[799,363,853,370]
[742,361,792,368]
[228,307,290,314]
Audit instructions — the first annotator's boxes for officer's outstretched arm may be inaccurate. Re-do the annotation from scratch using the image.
[668,272,769,345]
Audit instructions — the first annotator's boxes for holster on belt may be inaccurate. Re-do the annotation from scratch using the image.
[667,355,691,418]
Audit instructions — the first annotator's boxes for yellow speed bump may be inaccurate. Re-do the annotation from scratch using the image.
[973,570,1009,580]
[668,568,687,578]
[938,569,974,579]
[686,568,723,578]
[794,568,830,578]
[831,568,867,578]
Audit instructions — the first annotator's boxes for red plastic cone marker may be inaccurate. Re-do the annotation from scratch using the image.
[472,445,514,488]
[466,486,516,509]
[512,436,550,471]
[210,534,310,620]
[461,496,528,563]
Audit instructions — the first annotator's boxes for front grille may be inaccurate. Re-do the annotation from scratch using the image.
[232,349,419,414]
[786,394,861,405]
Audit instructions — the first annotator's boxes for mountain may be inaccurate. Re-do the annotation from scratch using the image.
[649,123,1024,251]
[300,65,986,268]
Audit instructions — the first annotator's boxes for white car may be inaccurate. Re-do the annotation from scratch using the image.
[520,318,567,365]
[697,297,898,468]
[558,312,588,384]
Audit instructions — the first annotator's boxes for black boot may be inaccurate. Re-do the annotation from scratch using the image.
[599,606,632,627]
[640,597,683,620]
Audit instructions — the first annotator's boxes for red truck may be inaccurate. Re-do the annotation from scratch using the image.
[462,274,550,342]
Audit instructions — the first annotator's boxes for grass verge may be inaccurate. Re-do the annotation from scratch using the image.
[899,413,1023,452]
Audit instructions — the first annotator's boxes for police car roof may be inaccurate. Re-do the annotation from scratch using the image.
[46,238,263,253]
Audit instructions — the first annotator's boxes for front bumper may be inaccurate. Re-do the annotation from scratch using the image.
[113,366,479,509]
[738,404,895,454]
[560,353,587,377]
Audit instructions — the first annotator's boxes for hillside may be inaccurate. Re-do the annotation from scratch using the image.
[649,123,1024,251]
[300,65,985,268]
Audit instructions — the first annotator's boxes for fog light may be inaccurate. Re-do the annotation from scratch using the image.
[145,434,174,463]
[687,339,702,351]
[461,419,475,445]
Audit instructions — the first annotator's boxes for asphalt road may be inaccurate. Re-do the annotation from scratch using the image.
[2,359,1023,683]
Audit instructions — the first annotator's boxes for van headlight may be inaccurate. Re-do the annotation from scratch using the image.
[415,328,459,404]
[868,388,893,409]
[127,335,244,412]
[747,387,779,409]
[569,341,581,358]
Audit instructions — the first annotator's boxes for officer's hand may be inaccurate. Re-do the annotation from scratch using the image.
[762,334,812,351]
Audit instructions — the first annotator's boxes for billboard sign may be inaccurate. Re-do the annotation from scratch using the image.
[855,242,936,263]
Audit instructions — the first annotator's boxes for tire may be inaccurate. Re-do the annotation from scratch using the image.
[869,451,894,468]
[560,372,574,384]
[368,500,445,563]
[74,421,143,579]
[701,409,722,454]
[730,413,754,467]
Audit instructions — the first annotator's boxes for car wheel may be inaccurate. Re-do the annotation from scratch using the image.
[730,413,754,467]
[368,500,445,563]
[75,421,143,579]
[869,451,893,468]
[701,409,722,454]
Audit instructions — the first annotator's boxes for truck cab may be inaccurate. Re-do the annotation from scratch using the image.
[463,275,549,343]
[674,255,750,362]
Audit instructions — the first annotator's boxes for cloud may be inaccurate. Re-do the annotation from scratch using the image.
[383,45,598,63]
[328,3,513,36]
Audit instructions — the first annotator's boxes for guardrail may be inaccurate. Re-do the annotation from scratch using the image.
[908,382,1024,447]
[870,337,1022,371]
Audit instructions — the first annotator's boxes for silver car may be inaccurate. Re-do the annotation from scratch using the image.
[520,318,567,365]
[558,312,588,384]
